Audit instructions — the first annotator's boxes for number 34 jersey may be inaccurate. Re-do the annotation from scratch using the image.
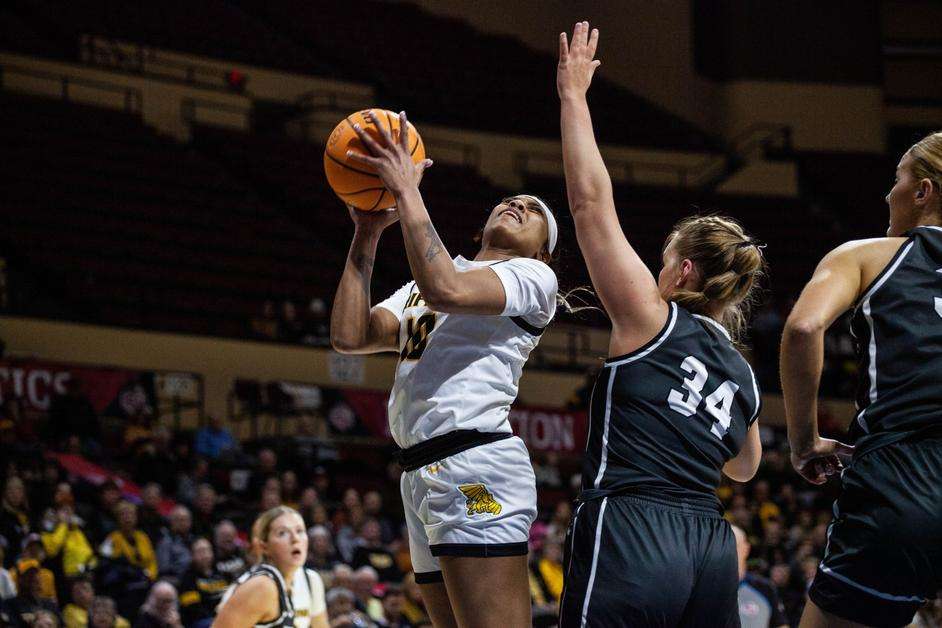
[581,303,761,504]
[376,256,557,449]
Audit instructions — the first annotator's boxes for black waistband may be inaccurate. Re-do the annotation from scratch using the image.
[395,430,513,472]
[578,487,722,516]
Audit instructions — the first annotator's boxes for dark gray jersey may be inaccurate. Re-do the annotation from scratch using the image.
[579,304,761,506]
[849,225,942,456]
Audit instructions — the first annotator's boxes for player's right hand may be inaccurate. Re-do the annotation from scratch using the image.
[347,204,399,232]
[557,21,601,99]
[790,436,855,485]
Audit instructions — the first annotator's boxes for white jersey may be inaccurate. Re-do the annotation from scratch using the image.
[217,567,325,627]
[377,255,557,448]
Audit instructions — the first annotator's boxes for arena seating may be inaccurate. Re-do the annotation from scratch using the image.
[0,92,326,337]
[3,0,333,76]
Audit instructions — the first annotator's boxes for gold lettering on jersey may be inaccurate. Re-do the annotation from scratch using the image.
[401,313,436,361]
[404,292,426,310]
[425,462,445,474]
[458,483,503,516]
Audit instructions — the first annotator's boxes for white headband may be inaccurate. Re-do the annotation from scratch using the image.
[518,194,558,254]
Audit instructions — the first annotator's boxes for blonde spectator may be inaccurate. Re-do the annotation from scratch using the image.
[99,501,157,580]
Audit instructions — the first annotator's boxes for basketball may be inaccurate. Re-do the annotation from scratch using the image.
[324,108,426,211]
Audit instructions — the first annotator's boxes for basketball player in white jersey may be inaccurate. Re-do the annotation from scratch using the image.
[331,111,559,628]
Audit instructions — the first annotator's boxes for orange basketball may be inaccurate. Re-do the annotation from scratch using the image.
[324,108,426,211]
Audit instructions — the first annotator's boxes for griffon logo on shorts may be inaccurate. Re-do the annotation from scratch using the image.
[458,484,502,516]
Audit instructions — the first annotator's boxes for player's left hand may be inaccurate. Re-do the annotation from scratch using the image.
[557,21,601,99]
[791,436,855,485]
[347,110,432,197]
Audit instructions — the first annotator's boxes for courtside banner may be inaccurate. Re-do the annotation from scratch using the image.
[326,386,588,455]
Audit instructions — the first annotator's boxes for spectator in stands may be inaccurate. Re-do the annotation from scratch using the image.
[189,485,217,540]
[332,564,355,592]
[175,459,209,509]
[193,416,236,462]
[278,299,304,343]
[88,596,130,628]
[246,449,279,499]
[134,427,178,495]
[249,300,279,341]
[305,525,339,576]
[177,538,226,628]
[280,471,300,511]
[352,566,383,621]
[733,525,788,628]
[400,573,429,627]
[83,481,121,546]
[529,535,563,611]
[325,587,369,627]
[62,576,95,628]
[351,519,400,583]
[361,492,394,545]
[156,506,194,584]
[259,487,282,512]
[377,584,412,628]
[33,609,59,628]
[0,476,30,568]
[11,534,56,603]
[1,566,58,627]
[0,543,15,600]
[135,581,182,628]
[100,501,158,581]
[301,297,330,346]
[212,521,247,583]
[138,485,166,544]
[122,413,155,451]
[47,377,101,453]
[39,496,97,582]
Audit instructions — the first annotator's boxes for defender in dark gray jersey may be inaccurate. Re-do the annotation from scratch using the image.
[558,22,766,626]
[782,131,942,627]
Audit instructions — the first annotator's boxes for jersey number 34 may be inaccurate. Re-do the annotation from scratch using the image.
[667,356,739,439]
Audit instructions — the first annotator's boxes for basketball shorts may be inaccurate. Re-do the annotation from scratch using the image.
[809,435,942,627]
[400,435,537,583]
[559,494,740,628]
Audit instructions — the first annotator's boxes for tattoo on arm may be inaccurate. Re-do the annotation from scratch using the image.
[423,221,444,262]
[352,253,374,294]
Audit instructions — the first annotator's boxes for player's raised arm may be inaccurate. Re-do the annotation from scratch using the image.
[558,22,668,351]
[329,205,401,354]
[781,242,862,483]
[348,111,511,315]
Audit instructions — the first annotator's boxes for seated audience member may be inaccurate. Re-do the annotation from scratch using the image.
[0,477,30,568]
[62,577,95,628]
[156,507,194,584]
[352,566,383,621]
[305,526,339,578]
[378,584,414,628]
[211,521,247,583]
[12,534,57,603]
[189,485,217,540]
[87,597,130,628]
[177,538,227,628]
[137,485,167,545]
[325,587,372,628]
[351,519,400,583]
[135,581,182,628]
[83,481,121,546]
[32,609,60,628]
[361,492,395,544]
[1,566,58,627]
[41,499,97,581]
[0,543,15,600]
[100,502,158,581]
[193,416,236,462]
[400,574,429,627]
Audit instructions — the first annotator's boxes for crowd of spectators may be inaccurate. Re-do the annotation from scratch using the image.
[2,378,939,627]
[249,298,330,346]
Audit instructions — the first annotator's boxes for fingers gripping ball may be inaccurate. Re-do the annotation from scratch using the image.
[324,109,425,211]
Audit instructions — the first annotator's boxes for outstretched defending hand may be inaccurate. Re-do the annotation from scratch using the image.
[346,110,432,197]
[557,21,601,99]
[791,436,855,485]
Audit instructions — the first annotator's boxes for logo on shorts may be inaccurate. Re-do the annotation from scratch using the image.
[458,484,502,516]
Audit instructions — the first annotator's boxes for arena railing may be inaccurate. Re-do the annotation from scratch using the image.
[0,62,143,113]
[514,123,792,190]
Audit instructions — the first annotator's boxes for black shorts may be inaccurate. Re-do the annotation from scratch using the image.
[559,494,739,628]
[809,435,942,627]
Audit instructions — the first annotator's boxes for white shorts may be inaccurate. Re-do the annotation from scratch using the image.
[399,435,537,582]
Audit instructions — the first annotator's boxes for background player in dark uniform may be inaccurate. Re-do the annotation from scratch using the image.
[781,132,942,627]
[557,22,766,627]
